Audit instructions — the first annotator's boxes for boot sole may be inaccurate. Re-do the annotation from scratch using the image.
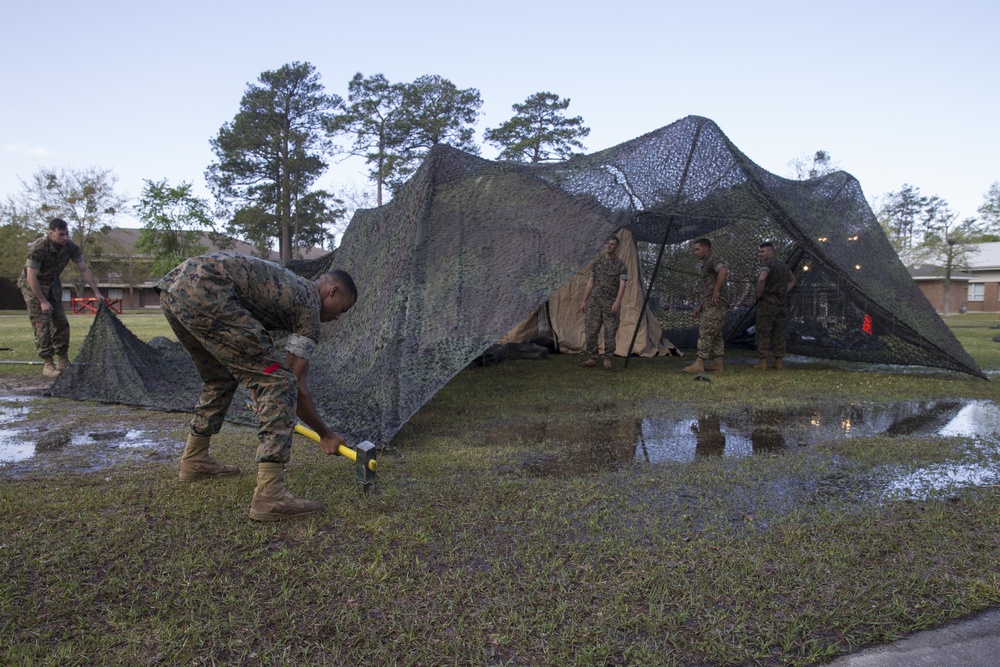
[178,470,241,482]
[249,508,321,522]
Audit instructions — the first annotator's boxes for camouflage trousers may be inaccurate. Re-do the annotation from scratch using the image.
[584,298,620,358]
[696,302,728,360]
[755,299,787,358]
[22,288,69,359]
[160,291,298,464]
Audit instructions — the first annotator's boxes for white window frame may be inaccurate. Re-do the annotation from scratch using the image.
[968,283,985,302]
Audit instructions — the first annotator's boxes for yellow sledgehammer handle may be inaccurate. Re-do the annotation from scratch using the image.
[294,423,377,472]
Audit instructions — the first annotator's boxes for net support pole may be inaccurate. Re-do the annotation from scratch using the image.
[624,118,705,367]
[624,215,675,366]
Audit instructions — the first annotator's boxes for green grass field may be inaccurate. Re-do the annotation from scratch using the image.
[1,308,999,666]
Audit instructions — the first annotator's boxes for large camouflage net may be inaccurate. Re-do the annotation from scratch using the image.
[52,116,984,447]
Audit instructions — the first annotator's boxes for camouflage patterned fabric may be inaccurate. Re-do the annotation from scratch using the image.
[22,295,70,360]
[756,300,787,358]
[17,235,83,295]
[17,236,83,359]
[697,253,729,305]
[584,254,627,358]
[697,303,728,360]
[155,252,323,464]
[696,253,729,360]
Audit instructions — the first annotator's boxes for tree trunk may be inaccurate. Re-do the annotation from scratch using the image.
[943,254,954,314]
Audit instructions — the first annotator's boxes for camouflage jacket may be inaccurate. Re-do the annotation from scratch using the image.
[588,254,627,305]
[17,236,84,296]
[698,253,729,304]
[156,252,323,359]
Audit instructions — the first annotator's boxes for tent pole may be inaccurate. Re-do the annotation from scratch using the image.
[625,215,675,367]
[624,117,704,368]
[543,300,560,352]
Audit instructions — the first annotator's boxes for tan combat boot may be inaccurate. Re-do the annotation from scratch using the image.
[579,356,597,367]
[773,358,784,371]
[603,358,613,370]
[753,358,768,370]
[683,357,706,374]
[178,434,241,481]
[706,358,724,373]
[249,462,322,522]
[54,354,71,372]
[42,358,61,378]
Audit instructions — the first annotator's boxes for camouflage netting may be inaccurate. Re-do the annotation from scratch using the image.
[52,116,985,447]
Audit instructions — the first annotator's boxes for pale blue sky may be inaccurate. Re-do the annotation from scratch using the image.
[2,0,997,229]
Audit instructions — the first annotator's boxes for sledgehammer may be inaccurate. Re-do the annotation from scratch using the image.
[293,423,378,490]
[245,400,378,490]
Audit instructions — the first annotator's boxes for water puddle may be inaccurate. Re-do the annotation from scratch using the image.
[0,396,181,476]
[884,462,1000,501]
[639,399,1000,463]
[502,399,1000,498]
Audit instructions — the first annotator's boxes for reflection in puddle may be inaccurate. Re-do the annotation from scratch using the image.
[641,399,999,463]
[0,429,34,463]
[70,430,160,449]
[885,462,1000,500]
[0,396,31,419]
[939,401,1000,437]
[503,399,1000,495]
[0,397,35,463]
[0,396,176,475]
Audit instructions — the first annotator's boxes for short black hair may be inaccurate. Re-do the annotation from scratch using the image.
[693,237,712,250]
[759,241,774,250]
[48,218,68,232]
[327,269,358,302]
[607,235,620,245]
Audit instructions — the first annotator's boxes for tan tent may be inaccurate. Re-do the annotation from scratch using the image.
[499,229,678,357]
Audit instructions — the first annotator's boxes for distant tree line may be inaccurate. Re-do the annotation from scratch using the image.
[1,61,592,276]
[875,182,1000,313]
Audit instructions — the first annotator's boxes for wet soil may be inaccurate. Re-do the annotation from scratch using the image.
[0,381,190,477]
[4,380,999,506]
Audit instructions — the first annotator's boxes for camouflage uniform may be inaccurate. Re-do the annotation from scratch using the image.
[584,254,627,358]
[756,255,792,359]
[696,253,729,360]
[17,236,83,359]
[155,252,323,464]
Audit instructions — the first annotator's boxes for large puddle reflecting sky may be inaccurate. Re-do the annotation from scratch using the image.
[509,399,1000,492]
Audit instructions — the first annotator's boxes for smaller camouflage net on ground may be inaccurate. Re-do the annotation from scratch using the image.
[52,304,254,423]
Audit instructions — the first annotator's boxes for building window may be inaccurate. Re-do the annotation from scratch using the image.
[968,283,985,302]
[108,288,123,300]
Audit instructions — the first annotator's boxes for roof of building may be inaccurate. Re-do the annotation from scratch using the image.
[908,265,975,281]
[964,242,1000,270]
[101,227,330,262]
